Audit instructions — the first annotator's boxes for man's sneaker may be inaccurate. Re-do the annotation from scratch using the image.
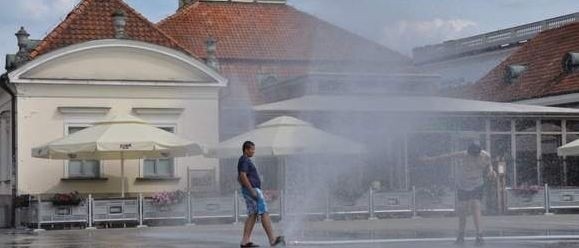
[475,234,484,246]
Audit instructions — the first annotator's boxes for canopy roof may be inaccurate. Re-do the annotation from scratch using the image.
[254,95,579,116]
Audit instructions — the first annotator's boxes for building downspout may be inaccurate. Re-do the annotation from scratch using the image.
[0,73,17,228]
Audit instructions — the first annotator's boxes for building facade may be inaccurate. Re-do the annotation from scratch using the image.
[0,0,227,227]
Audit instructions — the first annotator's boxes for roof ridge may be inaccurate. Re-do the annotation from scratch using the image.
[157,1,200,27]
[115,0,198,58]
[30,0,198,59]
[29,0,91,58]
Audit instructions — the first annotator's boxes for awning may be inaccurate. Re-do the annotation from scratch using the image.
[254,95,579,116]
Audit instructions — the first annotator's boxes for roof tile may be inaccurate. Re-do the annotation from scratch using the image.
[157,1,410,64]
[30,0,193,58]
[453,22,579,102]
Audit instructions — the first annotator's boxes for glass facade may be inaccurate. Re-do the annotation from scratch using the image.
[407,117,579,188]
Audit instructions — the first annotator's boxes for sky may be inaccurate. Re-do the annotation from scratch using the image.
[1,0,579,68]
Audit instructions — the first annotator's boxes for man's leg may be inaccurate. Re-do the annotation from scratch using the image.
[456,201,467,243]
[260,213,277,244]
[242,214,258,245]
[472,199,482,235]
[471,199,485,246]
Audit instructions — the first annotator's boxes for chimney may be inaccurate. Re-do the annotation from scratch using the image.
[13,27,30,67]
[112,9,127,39]
[205,36,219,71]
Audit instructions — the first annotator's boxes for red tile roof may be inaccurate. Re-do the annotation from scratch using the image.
[157,1,411,65]
[30,0,192,58]
[453,22,579,102]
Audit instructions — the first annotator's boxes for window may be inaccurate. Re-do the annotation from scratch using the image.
[143,126,175,178]
[67,126,100,178]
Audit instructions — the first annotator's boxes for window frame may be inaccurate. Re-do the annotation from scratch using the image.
[139,124,178,178]
[63,123,103,179]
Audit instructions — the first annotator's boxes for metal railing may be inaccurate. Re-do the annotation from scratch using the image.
[18,184,579,230]
[413,12,579,64]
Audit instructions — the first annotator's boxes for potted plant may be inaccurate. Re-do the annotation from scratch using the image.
[51,191,83,206]
[151,190,186,208]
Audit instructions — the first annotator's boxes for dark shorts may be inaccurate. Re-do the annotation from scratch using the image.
[457,186,484,201]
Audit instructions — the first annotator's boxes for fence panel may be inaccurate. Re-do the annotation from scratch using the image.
[549,187,579,209]
[506,188,545,210]
[415,189,455,211]
[93,198,138,222]
[192,195,234,219]
[374,191,412,213]
[142,199,187,220]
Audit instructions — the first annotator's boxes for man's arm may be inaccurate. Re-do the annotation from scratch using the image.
[239,172,257,199]
[420,151,464,164]
[482,152,497,179]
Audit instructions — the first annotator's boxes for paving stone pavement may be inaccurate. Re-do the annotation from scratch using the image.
[1,214,579,247]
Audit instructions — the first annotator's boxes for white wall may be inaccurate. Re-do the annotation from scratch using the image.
[0,91,11,196]
[16,84,220,195]
[8,40,226,196]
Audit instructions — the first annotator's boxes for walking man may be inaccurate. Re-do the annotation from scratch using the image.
[421,142,496,246]
[239,141,285,247]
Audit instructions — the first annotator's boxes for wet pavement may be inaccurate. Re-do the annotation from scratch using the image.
[2,215,579,247]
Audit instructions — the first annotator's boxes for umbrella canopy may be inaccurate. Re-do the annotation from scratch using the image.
[32,114,203,160]
[207,116,366,158]
[558,139,579,156]
[32,114,204,197]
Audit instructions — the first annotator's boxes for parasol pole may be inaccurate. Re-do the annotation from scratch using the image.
[121,151,125,198]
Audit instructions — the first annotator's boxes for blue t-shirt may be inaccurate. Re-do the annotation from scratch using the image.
[238,155,261,189]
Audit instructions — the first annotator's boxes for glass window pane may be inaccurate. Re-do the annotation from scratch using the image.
[567,157,579,186]
[565,135,579,186]
[457,118,484,131]
[156,159,173,177]
[68,160,83,177]
[83,160,100,178]
[418,118,457,131]
[516,134,538,186]
[143,159,156,176]
[491,119,511,132]
[567,120,579,132]
[516,120,536,132]
[541,135,563,186]
[541,120,561,132]
[568,134,579,143]
[491,134,513,186]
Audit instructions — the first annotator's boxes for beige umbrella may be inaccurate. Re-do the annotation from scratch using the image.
[207,116,366,190]
[558,139,579,156]
[207,116,365,158]
[32,114,204,197]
